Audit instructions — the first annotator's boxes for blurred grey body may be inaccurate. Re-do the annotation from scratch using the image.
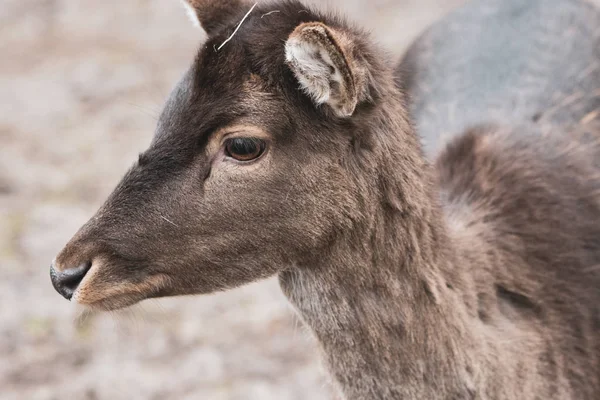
[399,0,600,157]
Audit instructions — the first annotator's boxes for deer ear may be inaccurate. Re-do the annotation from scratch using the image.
[180,0,247,35]
[285,22,367,118]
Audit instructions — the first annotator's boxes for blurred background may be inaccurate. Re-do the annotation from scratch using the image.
[0,1,465,399]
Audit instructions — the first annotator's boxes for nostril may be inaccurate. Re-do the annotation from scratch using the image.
[50,261,92,301]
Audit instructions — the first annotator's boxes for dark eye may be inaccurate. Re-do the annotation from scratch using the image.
[224,138,266,162]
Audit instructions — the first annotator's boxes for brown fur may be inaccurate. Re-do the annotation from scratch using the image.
[50,0,599,398]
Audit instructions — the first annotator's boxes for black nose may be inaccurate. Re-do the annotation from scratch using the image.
[50,261,92,300]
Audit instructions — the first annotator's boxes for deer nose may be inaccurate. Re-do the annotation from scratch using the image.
[50,261,92,300]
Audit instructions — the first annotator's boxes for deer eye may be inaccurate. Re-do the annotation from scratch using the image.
[224,138,266,162]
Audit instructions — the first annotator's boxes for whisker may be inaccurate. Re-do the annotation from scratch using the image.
[126,102,160,121]
[217,2,258,51]
[261,10,280,18]
[160,215,179,228]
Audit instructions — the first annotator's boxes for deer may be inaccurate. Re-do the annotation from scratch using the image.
[49,0,600,399]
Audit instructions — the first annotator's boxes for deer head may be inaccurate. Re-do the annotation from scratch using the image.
[50,0,392,311]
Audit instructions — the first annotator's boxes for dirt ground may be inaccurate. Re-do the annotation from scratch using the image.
[0,1,464,399]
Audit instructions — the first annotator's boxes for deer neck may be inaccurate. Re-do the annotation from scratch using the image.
[279,97,477,399]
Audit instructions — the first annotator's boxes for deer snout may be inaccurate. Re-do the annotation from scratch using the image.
[50,260,92,300]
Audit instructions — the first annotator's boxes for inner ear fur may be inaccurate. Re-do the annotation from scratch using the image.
[285,22,369,118]
[182,0,247,35]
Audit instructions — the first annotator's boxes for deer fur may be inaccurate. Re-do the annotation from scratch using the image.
[51,0,600,399]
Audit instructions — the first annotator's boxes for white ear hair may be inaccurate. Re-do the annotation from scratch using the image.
[285,23,362,118]
[180,0,201,28]
[285,36,341,106]
[178,0,248,36]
